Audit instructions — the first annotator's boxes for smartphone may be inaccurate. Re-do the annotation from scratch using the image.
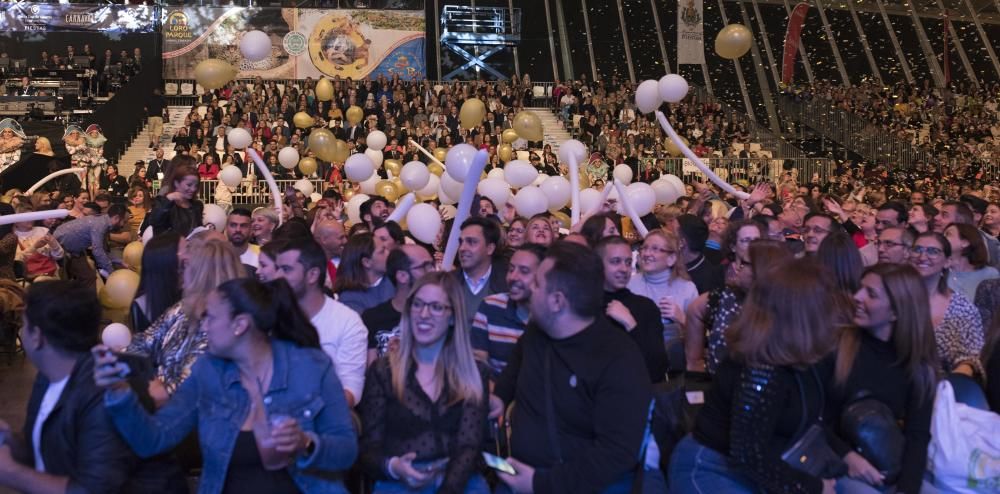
[482,452,516,475]
[412,457,449,473]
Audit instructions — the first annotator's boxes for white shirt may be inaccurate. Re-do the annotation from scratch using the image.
[239,244,260,268]
[32,376,69,472]
[310,296,369,404]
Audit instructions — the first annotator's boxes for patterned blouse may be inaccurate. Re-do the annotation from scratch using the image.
[935,291,986,377]
[704,287,745,375]
[126,302,206,396]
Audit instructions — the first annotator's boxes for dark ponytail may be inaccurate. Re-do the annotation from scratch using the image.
[216,278,320,349]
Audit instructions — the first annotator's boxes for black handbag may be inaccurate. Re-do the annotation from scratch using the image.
[780,368,847,478]
[841,394,905,484]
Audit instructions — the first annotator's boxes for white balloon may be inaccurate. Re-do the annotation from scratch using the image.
[658,74,689,103]
[635,79,663,114]
[102,323,132,351]
[440,172,464,200]
[663,174,687,199]
[513,186,548,217]
[486,168,505,180]
[532,174,547,187]
[539,176,572,210]
[406,203,442,244]
[203,203,227,231]
[613,164,634,185]
[399,161,430,191]
[346,194,370,224]
[219,165,243,188]
[293,179,314,196]
[366,130,387,151]
[239,30,272,62]
[627,182,657,216]
[557,139,588,165]
[310,192,322,203]
[344,153,375,182]
[445,143,478,182]
[652,179,682,205]
[478,178,511,210]
[359,174,379,195]
[503,160,538,188]
[579,188,603,214]
[416,174,439,200]
[278,147,299,169]
[364,148,383,169]
[227,127,252,149]
[438,184,457,205]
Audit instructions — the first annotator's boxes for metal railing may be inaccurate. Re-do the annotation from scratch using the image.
[152,179,331,206]
[689,86,806,159]
[650,157,835,185]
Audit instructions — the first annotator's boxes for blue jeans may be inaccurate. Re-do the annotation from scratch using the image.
[836,476,941,494]
[494,472,635,494]
[668,435,761,494]
[373,474,490,494]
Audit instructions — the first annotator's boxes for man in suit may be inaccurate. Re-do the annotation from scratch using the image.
[17,77,35,96]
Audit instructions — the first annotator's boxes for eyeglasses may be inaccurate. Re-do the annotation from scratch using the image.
[801,226,832,235]
[640,245,678,256]
[411,298,452,317]
[909,245,944,258]
[875,239,908,249]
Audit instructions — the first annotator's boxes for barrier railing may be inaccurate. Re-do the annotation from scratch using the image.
[152,179,329,207]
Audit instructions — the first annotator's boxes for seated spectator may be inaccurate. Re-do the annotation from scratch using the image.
[944,223,999,301]
[129,232,182,334]
[363,244,435,364]
[12,205,63,279]
[101,164,129,203]
[197,154,220,181]
[628,230,699,345]
[334,232,394,315]
[127,187,150,238]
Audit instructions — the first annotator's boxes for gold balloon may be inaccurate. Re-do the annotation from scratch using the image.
[332,139,350,163]
[122,241,143,270]
[299,157,318,176]
[194,58,237,90]
[293,111,315,129]
[346,105,364,125]
[308,128,337,162]
[499,143,513,163]
[715,24,753,60]
[384,159,402,177]
[433,147,448,163]
[391,177,407,193]
[551,211,571,229]
[375,180,399,202]
[315,78,334,102]
[459,98,487,129]
[501,128,519,144]
[578,173,591,190]
[512,111,543,141]
[342,188,355,200]
[104,269,139,309]
[665,136,689,157]
[428,162,445,176]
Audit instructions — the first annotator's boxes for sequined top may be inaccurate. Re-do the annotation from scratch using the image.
[935,291,985,377]
[704,287,744,375]
[126,302,206,396]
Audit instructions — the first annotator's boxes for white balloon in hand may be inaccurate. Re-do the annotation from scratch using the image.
[102,323,132,351]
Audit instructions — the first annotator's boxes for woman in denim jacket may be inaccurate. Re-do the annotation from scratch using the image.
[94,278,358,494]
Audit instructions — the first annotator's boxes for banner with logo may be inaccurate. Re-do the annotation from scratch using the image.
[162,7,425,81]
[0,3,155,33]
[677,0,705,65]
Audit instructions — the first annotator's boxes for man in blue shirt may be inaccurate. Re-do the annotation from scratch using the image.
[54,204,126,289]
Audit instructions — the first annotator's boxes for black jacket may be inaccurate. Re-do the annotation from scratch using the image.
[148,195,204,237]
[604,289,669,383]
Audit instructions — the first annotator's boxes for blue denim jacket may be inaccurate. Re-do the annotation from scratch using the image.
[105,339,358,494]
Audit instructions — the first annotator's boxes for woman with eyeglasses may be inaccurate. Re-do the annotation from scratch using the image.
[628,230,698,345]
[943,223,999,301]
[359,271,489,493]
[908,231,985,377]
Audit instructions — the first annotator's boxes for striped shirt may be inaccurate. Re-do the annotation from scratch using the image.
[471,292,528,379]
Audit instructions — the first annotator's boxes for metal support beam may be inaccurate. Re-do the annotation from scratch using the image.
[650,0,672,73]
[434,0,442,80]
[874,0,915,83]
[907,2,945,87]
[442,44,507,80]
[717,0,755,121]
[542,0,560,80]
[846,0,882,84]
[813,0,851,85]
[581,0,598,80]
[508,0,520,79]
[615,0,637,82]
[738,0,781,132]
[750,0,781,87]
[553,0,575,80]
[782,0,815,84]
[962,0,1000,80]
[933,0,978,88]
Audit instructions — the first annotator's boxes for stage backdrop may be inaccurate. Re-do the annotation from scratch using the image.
[162,7,426,81]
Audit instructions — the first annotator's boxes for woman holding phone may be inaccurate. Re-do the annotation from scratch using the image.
[359,271,489,493]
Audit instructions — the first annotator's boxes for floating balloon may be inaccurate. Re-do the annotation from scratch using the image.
[203,203,227,231]
[635,79,663,114]
[391,177,407,193]
[433,147,448,164]
[406,203,442,244]
[416,174,439,200]
[194,58,237,90]
[478,178,511,210]
[122,241,143,270]
[654,111,749,200]
[715,24,753,59]
[504,160,538,188]
[346,193,370,225]
[557,139,587,165]
[332,139,350,163]
[498,143,513,163]
[613,164,634,185]
[227,127,252,149]
[366,130,387,151]
[359,174,380,195]
[512,111,543,141]
[278,147,300,169]
[662,174,687,199]
[652,179,682,205]
[440,173,464,200]
[346,105,364,125]
[540,176,572,210]
[387,193,415,222]
[293,179,314,196]
[298,157,317,176]
[665,136,689,157]
[315,77,333,101]
[308,128,337,162]
[659,74,689,103]
[501,128,519,144]
[246,148,284,226]
[104,269,139,309]
[364,148,383,169]
[219,165,243,187]
[627,182,657,216]
[614,180,650,238]
[486,168,505,180]
[438,184,457,205]
[239,30,272,62]
[345,153,375,182]
[579,188,603,214]
[375,180,399,201]
[293,112,314,129]
[513,186,548,217]
[459,98,487,129]
[446,144,478,182]
[102,323,132,350]
[400,161,430,190]
[383,159,402,178]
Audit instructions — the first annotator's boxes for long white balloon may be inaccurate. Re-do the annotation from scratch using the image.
[0,208,68,226]
[26,167,86,195]
[568,155,581,225]
[441,150,488,271]
[408,139,446,170]
[654,110,749,200]
[387,193,415,223]
[245,148,284,226]
[584,183,615,218]
[613,179,650,238]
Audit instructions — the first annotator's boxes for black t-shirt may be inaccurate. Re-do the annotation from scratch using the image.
[362,299,401,356]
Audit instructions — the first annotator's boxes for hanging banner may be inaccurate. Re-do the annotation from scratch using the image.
[163,7,425,81]
[677,0,705,65]
[0,3,155,33]
[781,2,810,85]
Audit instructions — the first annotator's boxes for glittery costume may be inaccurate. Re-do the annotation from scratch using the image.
[84,124,107,197]
[0,119,27,173]
[62,125,89,187]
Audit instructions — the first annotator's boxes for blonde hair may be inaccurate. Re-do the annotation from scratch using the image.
[35,137,54,156]
[642,229,690,281]
[390,272,483,406]
[181,238,246,319]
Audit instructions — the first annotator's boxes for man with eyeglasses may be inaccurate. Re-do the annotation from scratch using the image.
[362,244,435,365]
[877,227,915,264]
[801,212,839,255]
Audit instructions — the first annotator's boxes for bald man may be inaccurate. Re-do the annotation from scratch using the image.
[314,219,347,288]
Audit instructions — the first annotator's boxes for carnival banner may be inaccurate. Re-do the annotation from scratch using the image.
[0,3,155,33]
[782,2,810,85]
[162,7,425,81]
[677,0,705,65]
